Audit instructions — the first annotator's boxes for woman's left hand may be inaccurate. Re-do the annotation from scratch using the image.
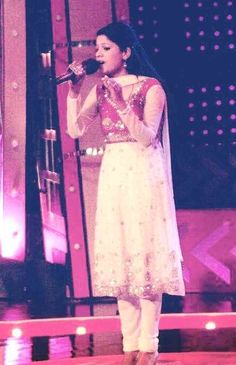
[102,75,126,109]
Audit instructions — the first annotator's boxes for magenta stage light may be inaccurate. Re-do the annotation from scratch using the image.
[226,14,233,21]
[188,88,194,94]
[1,216,25,259]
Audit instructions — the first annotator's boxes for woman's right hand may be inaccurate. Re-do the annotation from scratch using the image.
[68,61,86,98]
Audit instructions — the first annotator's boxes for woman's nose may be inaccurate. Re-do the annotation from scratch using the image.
[96,49,103,58]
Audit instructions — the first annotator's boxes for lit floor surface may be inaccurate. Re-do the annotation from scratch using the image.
[33,352,236,365]
[1,302,236,364]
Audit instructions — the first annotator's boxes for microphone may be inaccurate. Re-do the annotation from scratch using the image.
[56,58,100,85]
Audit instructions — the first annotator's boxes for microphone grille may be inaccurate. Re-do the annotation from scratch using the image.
[82,58,100,75]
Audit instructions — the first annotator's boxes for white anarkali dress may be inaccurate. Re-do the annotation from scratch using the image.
[67,74,185,298]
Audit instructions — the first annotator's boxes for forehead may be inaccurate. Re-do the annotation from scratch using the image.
[96,34,118,47]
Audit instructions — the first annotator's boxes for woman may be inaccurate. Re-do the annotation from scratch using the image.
[67,22,185,365]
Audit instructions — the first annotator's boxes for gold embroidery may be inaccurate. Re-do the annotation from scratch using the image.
[93,250,185,297]
[98,79,150,145]
[104,134,136,144]
[102,117,113,130]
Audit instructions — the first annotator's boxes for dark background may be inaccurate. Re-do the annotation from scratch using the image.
[129,0,236,208]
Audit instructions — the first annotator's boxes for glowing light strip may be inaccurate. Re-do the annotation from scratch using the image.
[0,105,3,252]
[1,312,236,340]
[54,40,96,49]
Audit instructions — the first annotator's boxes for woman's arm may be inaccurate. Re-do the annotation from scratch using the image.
[118,84,166,147]
[67,84,98,138]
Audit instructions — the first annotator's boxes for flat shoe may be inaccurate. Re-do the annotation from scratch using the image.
[136,351,158,365]
[122,350,139,365]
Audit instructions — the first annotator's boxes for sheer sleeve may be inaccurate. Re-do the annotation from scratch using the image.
[118,84,166,147]
[67,84,98,138]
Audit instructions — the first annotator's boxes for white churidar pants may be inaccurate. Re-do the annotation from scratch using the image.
[118,295,162,353]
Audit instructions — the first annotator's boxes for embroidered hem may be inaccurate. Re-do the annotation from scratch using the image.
[93,281,185,298]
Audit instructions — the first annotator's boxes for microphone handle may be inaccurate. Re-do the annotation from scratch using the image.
[56,70,84,85]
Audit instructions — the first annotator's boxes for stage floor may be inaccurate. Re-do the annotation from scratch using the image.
[34,352,236,365]
[1,302,236,364]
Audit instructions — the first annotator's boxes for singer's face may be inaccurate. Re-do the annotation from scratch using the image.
[95,35,128,78]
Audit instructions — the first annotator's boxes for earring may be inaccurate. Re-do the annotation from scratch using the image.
[123,60,127,68]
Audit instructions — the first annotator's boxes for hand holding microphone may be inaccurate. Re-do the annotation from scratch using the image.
[66,61,86,97]
[56,58,100,85]
[57,58,100,98]
[67,61,86,83]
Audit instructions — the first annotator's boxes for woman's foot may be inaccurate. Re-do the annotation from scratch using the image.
[136,351,158,365]
[122,350,139,365]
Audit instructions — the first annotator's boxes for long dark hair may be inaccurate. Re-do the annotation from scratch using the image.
[96,22,164,84]
[96,22,177,126]
[96,22,177,158]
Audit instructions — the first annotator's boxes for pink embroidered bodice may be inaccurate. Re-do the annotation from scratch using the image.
[67,73,175,197]
[67,74,166,148]
[97,78,161,144]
